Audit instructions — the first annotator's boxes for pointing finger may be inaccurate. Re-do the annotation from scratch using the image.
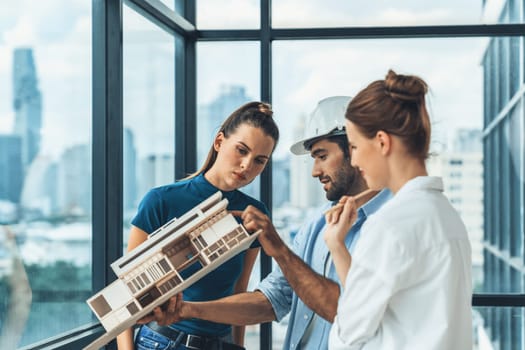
[230,210,243,217]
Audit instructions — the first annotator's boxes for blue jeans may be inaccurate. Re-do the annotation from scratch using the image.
[135,325,180,350]
[134,325,237,350]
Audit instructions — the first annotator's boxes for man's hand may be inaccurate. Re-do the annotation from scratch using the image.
[231,206,286,258]
[136,293,186,326]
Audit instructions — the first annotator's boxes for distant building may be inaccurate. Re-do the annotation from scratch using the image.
[480,0,525,348]
[454,128,482,152]
[427,130,484,289]
[289,113,325,208]
[138,154,174,199]
[0,135,23,206]
[58,144,91,217]
[20,155,58,219]
[12,48,42,172]
[272,156,290,209]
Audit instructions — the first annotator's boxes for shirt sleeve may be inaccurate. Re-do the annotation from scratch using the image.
[256,263,293,321]
[131,189,165,234]
[329,220,411,348]
[255,213,314,321]
[329,261,393,348]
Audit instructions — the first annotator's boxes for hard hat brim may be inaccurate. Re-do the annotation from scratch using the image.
[289,129,347,155]
[289,137,312,155]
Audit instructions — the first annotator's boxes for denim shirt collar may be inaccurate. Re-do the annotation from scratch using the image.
[357,188,392,221]
[331,188,392,222]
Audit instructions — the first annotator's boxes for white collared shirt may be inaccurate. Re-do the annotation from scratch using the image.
[329,177,473,350]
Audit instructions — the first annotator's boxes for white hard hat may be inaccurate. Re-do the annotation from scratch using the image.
[290,96,352,155]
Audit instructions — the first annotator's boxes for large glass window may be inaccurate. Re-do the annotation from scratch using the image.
[197,41,261,349]
[474,307,524,349]
[196,42,260,174]
[0,1,92,347]
[271,36,522,348]
[4,0,522,349]
[273,0,496,28]
[196,0,260,29]
[122,4,176,247]
[272,37,485,236]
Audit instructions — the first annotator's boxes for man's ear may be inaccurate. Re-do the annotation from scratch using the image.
[213,132,225,152]
[376,130,391,155]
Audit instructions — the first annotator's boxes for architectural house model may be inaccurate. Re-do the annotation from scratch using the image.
[84,191,260,350]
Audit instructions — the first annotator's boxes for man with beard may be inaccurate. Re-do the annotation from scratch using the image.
[144,96,391,350]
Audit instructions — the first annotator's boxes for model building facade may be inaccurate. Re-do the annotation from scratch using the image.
[84,191,259,350]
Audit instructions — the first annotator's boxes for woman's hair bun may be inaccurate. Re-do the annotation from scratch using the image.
[384,69,427,103]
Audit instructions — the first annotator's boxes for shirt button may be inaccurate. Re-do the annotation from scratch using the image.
[304,314,308,319]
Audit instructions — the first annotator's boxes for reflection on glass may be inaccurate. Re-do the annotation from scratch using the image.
[123,5,176,248]
[197,0,260,29]
[273,0,500,28]
[0,1,92,347]
[197,41,261,349]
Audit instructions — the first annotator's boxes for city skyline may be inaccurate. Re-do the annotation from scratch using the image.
[0,45,484,229]
[0,1,487,160]
[0,41,485,157]
[2,50,485,222]
[0,43,485,224]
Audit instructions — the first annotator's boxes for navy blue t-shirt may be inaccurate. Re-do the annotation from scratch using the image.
[131,173,268,337]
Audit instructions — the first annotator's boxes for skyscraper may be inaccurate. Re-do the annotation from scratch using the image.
[427,129,484,288]
[12,48,42,172]
[272,156,290,209]
[58,144,91,216]
[0,135,23,205]
[19,155,58,220]
[138,154,174,198]
[480,1,524,348]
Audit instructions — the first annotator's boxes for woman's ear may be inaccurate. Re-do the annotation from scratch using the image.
[213,132,225,152]
[376,130,391,155]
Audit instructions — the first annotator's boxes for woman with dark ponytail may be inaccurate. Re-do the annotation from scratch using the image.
[324,70,472,349]
[117,102,279,350]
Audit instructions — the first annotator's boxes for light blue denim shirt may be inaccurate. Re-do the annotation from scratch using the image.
[257,189,391,350]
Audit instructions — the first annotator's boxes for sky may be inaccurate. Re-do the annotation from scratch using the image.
[194,0,489,157]
[0,0,91,158]
[0,0,496,160]
[196,0,496,28]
